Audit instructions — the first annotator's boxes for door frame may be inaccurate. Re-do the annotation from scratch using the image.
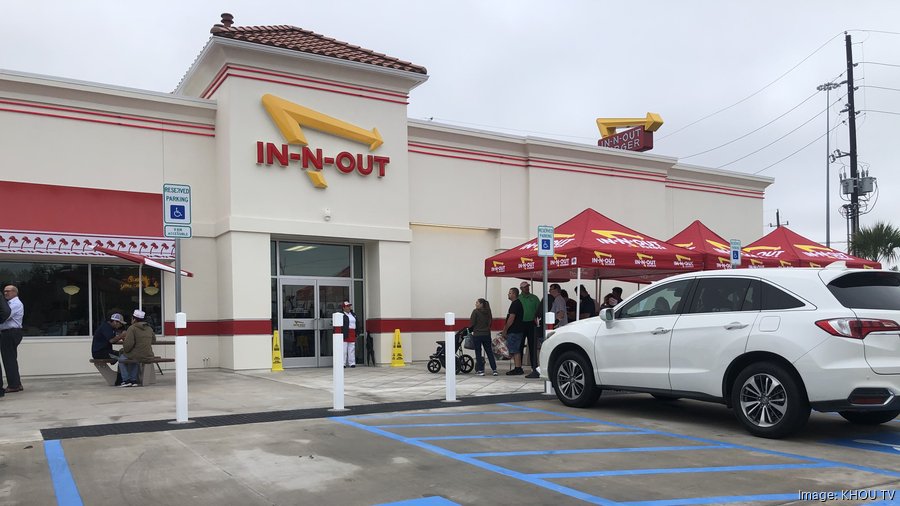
[278,276,351,367]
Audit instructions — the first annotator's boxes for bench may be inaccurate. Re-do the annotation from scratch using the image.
[89,357,175,386]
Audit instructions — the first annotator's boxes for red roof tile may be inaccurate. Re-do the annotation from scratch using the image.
[211,22,427,75]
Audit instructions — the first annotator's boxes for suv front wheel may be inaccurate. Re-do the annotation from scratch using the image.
[731,362,810,438]
[552,350,601,408]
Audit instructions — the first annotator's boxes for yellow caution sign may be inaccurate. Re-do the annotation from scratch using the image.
[272,331,284,372]
[390,329,405,367]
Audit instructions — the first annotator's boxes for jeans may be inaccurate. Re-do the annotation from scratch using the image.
[472,334,496,372]
[117,353,139,383]
[0,329,23,388]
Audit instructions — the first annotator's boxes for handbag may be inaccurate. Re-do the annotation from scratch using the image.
[491,333,510,360]
[463,332,476,350]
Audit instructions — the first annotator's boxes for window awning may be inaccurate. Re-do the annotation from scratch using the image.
[89,245,193,277]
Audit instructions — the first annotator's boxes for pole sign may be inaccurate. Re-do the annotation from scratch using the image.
[729,239,741,268]
[163,184,192,239]
[538,225,555,258]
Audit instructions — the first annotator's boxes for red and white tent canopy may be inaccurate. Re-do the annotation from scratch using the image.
[668,220,779,269]
[744,226,881,269]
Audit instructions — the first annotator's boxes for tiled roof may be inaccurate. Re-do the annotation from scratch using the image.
[211,22,427,75]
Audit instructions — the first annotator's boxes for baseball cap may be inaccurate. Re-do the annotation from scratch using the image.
[132,309,146,319]
[109,313,125,323]
[342,301,352,307]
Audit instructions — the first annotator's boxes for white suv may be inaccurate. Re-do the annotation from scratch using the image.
[539,264,900,438]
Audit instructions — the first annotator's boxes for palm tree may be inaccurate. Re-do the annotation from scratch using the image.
[852,221,900,265]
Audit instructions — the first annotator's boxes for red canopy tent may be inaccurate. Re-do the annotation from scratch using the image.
[88,245,194,310]
[744,226,881,269]
[668,220,780,269]
[484,209,703,282]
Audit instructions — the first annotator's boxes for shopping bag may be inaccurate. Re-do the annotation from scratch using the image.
[491,333,510,360]
[463,334,476,350]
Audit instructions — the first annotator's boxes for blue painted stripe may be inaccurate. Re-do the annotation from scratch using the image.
[619,492,808,505]
[333,417,619,506]
[462,444,726,458]
[374,420,578,428]
[375,497,460,506]
[43,440,84,506]
[350,410,523,419]
[529,462,837,479]
[417,430,648,441]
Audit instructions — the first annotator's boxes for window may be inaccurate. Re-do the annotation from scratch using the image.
[278,243,350,277]
[761,282,804,310]
[0,261,163,337]
[618,279,693,319]
[827,271,900,310]
[688,278,753,313]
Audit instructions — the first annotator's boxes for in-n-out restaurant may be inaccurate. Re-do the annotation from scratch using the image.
[0,14,771,376]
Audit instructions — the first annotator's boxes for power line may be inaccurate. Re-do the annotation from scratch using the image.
[859,61,900,68]
[860,85,900,92]
[860,109,900,116]
[752,121,844,175]
[717,96,841,169]
[679,90,823,159]
[658,32,845,141]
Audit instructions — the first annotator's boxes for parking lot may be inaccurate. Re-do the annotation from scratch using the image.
[2,369,899,505]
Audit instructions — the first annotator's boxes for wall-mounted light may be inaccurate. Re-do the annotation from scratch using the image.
[143,286,160,296]
[62,285,80,296]
[323,207,332,221]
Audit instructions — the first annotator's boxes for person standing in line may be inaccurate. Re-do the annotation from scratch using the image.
[499,287,526,376]
[518,282,541,379]
[561,289,577,324]
[339,301,357,368]
[600,286,624,309]
[578,284,597,319]
[469,298,496,376]
[117,309,155,387]
[549,285,569,328]
[0,290,10,398]
[0,285,25,394]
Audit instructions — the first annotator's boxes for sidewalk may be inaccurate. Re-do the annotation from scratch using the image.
[0,363,547,444]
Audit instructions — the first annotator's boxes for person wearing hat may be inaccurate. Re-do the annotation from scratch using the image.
[91,312,126,360]
[116,309,155,387]
[517,282,540,379]
[338,301,357,368]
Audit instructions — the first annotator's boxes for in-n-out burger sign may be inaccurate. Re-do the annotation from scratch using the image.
[255,94,390,189]
[595,113,663,153]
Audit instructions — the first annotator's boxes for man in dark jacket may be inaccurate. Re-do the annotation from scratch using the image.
[117,309,155,387]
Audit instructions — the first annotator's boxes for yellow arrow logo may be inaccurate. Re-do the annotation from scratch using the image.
[674,242,694,249]
[492,261,504,268]
[718,256,730,264]
[809,262,822,268]
[706,239,730,250]
[750,259,763,265]
[594,251,612,258]
[779,260,793,267]
[592,230,644,240]
[520,257,534,264]
[744,246,782,252]
[794,244,833,253]
[554,233,575,238]
[676,255,692,262]
[595,113,664,138]
[637,253,654,261]
[553,253,567,260]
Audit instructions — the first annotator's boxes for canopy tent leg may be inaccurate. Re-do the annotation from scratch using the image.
[138,263,143,311]
[575,268,581,321]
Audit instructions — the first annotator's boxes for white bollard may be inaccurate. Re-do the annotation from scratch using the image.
[174,312,190,423]
[331,312,347,411]
[543,311,556,396]
[444,312,457,402]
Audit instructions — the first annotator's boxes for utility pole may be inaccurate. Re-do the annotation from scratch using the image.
[817,80,843,248]
[844,32,860,254]
[768,209,788,228]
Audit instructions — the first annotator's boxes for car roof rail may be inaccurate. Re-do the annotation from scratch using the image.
[825,261,848,270]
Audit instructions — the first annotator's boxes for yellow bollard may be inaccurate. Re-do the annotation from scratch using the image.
[272,330,284,372]
[390,329,405,367]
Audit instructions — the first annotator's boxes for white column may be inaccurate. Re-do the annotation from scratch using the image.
[331,312,346,411]
[444,312,457,402]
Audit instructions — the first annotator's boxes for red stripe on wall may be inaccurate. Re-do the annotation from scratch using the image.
[366,318,506,333]
[0,107,215,137]
[3,182,163,237]
[163,319,273,336]
[225,65,410,99]
[203,72,409,105]
[0,98,215,131]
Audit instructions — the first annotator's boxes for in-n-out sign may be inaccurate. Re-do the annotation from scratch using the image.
[256,94,390,189]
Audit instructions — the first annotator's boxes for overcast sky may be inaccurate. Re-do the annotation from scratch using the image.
[4,1,899,251]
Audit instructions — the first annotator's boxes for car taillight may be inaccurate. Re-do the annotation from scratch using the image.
[815,318,900,339]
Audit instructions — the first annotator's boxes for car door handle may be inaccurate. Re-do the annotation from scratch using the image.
[651,327,670,335]
[725,322,749,330]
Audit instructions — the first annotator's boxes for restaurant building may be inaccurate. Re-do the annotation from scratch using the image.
[0,14,771,376]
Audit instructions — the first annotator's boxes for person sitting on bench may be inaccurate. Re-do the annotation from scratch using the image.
[91,312,126,385]
[117,309,155,387]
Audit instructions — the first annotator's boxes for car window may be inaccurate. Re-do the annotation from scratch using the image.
[742,280,760,311]
[827,271,900,310]
[618,279,692,319]
[687,278,753,314]
[761,282,804,310]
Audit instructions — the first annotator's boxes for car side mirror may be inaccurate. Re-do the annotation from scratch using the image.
[599,308,614,322]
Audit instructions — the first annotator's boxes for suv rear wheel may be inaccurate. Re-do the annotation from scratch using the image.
[838,410,900,425]
[552,350,601,408]
[731,362,810,438]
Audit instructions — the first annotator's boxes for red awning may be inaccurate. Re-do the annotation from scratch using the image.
[668,220,780,269]
[484,209,703,281]
[744,226,881,269]
[89,245,194,277]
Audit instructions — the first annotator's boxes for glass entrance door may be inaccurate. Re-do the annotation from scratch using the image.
[279,277,350,367]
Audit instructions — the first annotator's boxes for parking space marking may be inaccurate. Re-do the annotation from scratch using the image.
[372,420,581,428]
[336,403,900,505]
[353,410,524,419]
[44,440,84,506]
[376,497,459,506]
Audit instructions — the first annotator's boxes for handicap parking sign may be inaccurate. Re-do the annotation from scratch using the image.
[541,239,551,250]
[170,205,186,220]
[826,432,900,454]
